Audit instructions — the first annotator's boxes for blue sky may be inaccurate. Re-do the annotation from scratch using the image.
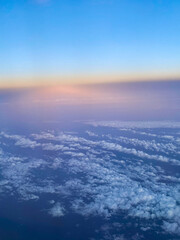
[0,0,180,86]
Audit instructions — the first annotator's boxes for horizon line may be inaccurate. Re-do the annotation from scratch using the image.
[1,74,180,90]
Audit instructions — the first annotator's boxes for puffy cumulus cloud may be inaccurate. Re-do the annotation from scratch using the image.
[42,143,68,151]
[86,121,180,145]
[86,131,98,137]
[22,194,39,201]
[100,141,171,163]
[31,131,180,165]
[163,221,180,235]
[0,132,72,151]
[31,132,55,140]
[0,123,180,238]
[64,157,180,235]
[15,138,40,148]
[32,131,93,145]
[106,135,177,154]
[48,203,65,217]
[0,132,40,148]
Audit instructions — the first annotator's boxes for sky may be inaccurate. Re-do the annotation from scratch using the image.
[0,0,180,87]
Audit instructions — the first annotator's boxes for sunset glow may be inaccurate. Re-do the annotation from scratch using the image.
[0,1,180,239]
[1,0,180,89]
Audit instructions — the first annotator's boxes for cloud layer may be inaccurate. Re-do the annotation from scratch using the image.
[0,121,180,239]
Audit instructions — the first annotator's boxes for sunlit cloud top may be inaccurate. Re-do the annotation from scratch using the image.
[0,0,180,88]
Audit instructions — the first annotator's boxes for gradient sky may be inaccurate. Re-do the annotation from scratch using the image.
[0,0,180,87]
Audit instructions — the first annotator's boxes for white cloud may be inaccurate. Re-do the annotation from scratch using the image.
[163,221,180,235]
[86,121,180,129]
[0,124,180,237]
[86,131,98,137]
[48,203,65,217]
[0,132,40,148]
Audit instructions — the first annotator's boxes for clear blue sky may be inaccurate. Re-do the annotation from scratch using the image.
[0,0,180,86]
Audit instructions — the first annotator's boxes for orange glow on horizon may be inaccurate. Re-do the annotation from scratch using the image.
[1,70,180,89]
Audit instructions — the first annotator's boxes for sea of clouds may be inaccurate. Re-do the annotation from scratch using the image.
[0,121,180,239]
